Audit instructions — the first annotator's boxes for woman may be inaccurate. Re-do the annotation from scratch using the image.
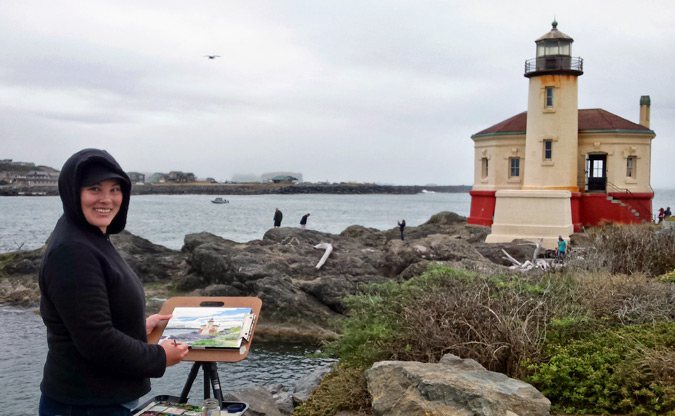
[38,149,189,416]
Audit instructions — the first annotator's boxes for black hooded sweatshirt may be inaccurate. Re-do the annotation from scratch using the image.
[39,149,166,406]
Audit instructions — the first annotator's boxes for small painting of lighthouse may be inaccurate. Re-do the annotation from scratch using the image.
[160,306,255,349]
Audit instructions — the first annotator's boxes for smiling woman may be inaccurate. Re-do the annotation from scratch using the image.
[37,149,189,416]
[79,165,126,233]
[80,180,123,233]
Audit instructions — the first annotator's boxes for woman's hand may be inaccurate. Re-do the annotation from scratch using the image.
[146,314,173,335]
[160,340,190,367]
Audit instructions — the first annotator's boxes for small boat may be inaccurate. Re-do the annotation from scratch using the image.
[211,197,229,204]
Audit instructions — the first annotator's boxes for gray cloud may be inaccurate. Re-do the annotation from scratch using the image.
[1,0,673,187]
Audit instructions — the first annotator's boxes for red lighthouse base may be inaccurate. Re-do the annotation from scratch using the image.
[468,190,653,231]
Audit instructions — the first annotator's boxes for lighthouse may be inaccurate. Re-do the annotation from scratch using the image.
[468,21,655,249]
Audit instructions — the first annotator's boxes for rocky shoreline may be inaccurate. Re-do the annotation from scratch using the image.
[0,211,539,341]
[0,183,470,197]
[1,213,560,414]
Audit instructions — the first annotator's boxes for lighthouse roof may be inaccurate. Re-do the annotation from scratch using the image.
[472,109,652,138]
[536,20,574,42]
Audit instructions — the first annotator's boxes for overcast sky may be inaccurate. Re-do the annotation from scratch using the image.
[1,1,673,186]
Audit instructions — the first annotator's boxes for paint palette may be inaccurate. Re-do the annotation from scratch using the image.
[133,398,247,416]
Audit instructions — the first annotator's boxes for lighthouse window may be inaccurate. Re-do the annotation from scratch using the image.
[626,157,636,178]
[544,140,553,160]
[560,43,571,55]
[545,87,554,108]
[481,158,489,178]
[545,43,559,56]
[509,158,520,177]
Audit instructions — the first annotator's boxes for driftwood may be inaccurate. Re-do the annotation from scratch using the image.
[314,242,333,269]
[501,249,522,266]
[502,238,563,272]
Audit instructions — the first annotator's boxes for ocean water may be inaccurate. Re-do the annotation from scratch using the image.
[0,192,472,253]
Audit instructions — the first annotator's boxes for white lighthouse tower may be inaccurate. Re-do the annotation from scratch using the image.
[485,21,583,248]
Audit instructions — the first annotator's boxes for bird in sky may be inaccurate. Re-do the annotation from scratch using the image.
[204,55,221,59]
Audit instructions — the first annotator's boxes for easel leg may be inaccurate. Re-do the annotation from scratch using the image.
[205,362,224,405]
[179,362,202,403]
[177,362,224,406]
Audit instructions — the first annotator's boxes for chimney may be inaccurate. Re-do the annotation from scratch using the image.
[639,95,650,128]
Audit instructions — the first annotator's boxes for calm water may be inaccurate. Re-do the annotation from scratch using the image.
[0,192,472,253]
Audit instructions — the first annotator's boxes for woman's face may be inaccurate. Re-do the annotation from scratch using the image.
[80,180,123,233]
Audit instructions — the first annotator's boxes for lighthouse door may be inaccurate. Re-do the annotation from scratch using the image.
[586,154,607,191]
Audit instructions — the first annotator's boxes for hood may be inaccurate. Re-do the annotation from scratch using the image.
[58,149,132,235]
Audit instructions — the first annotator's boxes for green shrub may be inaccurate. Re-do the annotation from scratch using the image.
[322,280,407,368]
[526,322,675,415]
[325,265,572,376]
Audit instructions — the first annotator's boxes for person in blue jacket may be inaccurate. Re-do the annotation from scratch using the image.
[556,235,567,260]
[38,149,189,416]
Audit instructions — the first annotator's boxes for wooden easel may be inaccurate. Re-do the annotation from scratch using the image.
[147,297,262,406]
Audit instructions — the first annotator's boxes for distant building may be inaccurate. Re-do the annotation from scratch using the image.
[147,173,168,183]
[231,174,261,183]
[0,159,12,164]
[468,21,655,249]
[24,171,58,186]
[261,171,303,183]
[270,175,298,184]
[127,172,145,183]
[168,171,195,183]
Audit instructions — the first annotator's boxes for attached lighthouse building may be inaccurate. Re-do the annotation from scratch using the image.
[467,21,655,248]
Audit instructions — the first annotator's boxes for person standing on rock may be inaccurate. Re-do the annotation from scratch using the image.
[300,213,310,229]
[398,219,406,240]
[274,208,283,228]
[38,149,188,416]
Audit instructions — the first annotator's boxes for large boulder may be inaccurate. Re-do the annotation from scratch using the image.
[365,354,550,416]
[0,278,39,304]
[379,234,486,277]
[384,212,490,243]
[110,231,188,283]
[292,365,333,405]
[222,386,283,416]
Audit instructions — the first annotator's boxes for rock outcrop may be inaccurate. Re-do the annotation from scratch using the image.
[365,354,551,416]
[0,212,541,338]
